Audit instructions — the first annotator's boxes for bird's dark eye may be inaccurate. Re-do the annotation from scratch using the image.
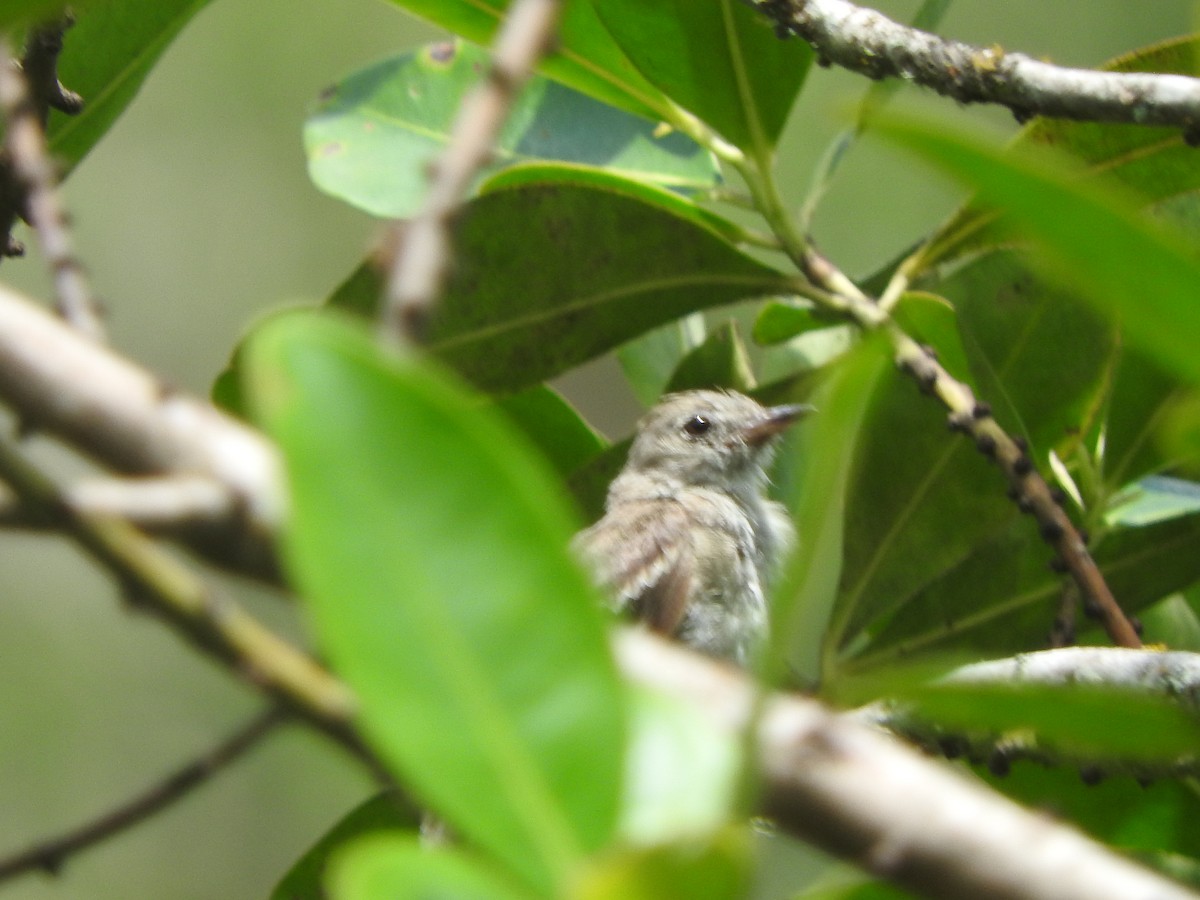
[682,414,712,437]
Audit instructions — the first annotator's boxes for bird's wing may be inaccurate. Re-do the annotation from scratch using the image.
[574,499,694,636]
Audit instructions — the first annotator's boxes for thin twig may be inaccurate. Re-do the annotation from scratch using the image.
[0,19,81,262]
[617,629,1198,900]
[756,0,1200,137]
[0,436,371,766]
[0,31,100,339]
[381,0,562,341]
[0,706,287,883]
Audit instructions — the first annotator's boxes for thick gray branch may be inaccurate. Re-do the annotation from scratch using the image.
[759,0,1200,133]
[618,630,1197,900]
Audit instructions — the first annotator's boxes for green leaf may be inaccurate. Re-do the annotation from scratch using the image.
[479,162,744,241]
[270,791,419,900]
[664,320,756,394]
[492,384,606,478]
[574,828,750,900]
[931,250,1116,460]
[1106,475,1200,528]
[822,361,1014,667]
[247,314,624,893]
[898,680,1200,765]
[1103,346,1200,488]
[980,765,1200,879]
[328,835,534,900]
[382,0,673,121]
[751,300,820,346]
[328,178,792,392]
[592,0,812,156]
[849,514,1200,670]
[920,35,1200,269]
[616,687,742,846]
[305,42,718,219]
[48,0,214,171]
[878,116,1200,388]
[1139,593,1200,651]
[617,314,706,407]
[771,337,891,684]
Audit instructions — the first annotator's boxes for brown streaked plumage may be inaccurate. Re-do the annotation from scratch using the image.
[573,390,810,665]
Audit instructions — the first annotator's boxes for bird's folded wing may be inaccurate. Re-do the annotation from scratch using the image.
[574,499,694,636]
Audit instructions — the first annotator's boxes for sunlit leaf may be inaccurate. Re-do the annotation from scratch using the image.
[270,791,419,900]
[328,835,534,900]
[247,314,624,893]
[592,0,812,156]
[306,42,717,218]
[382,0,673,121]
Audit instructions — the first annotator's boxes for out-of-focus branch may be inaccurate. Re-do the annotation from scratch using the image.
[0,706,287,884]
[617,629,1197,900]
[381,0,562,340]
[0,283,281,578]
[0,30,100,339]
[858,647,1200,778]
[0,436,365,765]
[755,0,1200,136]
[0,19,82,262]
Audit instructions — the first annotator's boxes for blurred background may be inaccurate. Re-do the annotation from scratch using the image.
[0,1,1194,897]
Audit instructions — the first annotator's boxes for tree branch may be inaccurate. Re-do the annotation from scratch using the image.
[380,0,562,340]
[859,646,1200,779]
[0,706,286,884]
[0,31,101,340]
[0,283,281,578]
[617,630,1197,900]
[756,0,1200,137]
[0,18,82,262]
[0,436,367,767]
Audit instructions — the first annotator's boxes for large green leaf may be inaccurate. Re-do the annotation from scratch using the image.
[880,115,1200,391]
[328,173,792,392]
[772,337,891,684]
[492,383,606,478]
[383,0,672,121]
[822,362,1015,667]
[247,315,624,893]
[48,0,213,170]
[328,835,534,900]
[919,35,1200,269]
[617,314,706,407]
[849,513,1200,670]
[591,0,812,156]
[305,41,717,219]
[981,756,1200,864]
[932,250,1115,460]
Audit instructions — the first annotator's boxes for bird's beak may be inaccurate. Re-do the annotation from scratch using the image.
[741,403,814,447]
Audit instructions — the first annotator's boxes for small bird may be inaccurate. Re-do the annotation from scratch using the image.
[574,390,810,665]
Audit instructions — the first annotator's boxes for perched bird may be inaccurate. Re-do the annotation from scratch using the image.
[574,390,810,665]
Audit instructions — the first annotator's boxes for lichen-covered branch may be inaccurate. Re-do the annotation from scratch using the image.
[860,647,1200,779]
[756,0,1200,137]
